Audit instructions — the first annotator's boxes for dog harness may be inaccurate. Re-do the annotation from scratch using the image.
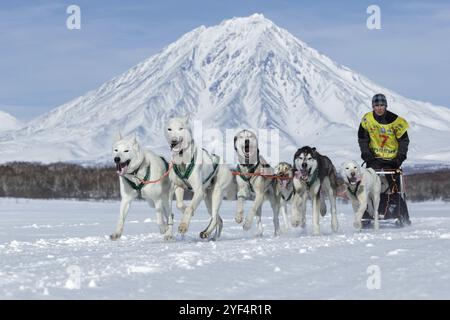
[281,182,294,201]
[123,157,169,191]
[347,180,362,197]
[236,153,261,194]
[236,154,273,194]
[173,150,196,183]
[305,168,319,189]
[173,148,220,190]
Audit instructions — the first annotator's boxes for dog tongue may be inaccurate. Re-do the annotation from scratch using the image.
[116,163,128,176]
[349,176,360,184]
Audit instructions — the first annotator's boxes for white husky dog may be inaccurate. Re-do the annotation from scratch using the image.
[234,130,279,236]
[273,162,294,234]
[165,117,232,240]
[341,160,381,230]
[111,133,173,240]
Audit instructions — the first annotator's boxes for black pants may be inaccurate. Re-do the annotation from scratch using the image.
[365,159,410,223]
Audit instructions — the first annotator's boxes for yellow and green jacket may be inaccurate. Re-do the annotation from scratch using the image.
[358,110,409,160]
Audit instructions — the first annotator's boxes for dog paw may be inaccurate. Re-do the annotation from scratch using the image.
[199,231,209,239]
[178,223,188,234]
[110,233,121,241]
[353,221,362,230]
[243,219,252,231]
[159,225,168,234]
[235,214,243,224]
[164,233,174,241]
[332,223,339,233]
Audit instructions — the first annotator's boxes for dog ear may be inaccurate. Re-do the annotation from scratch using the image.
[292,150,298,169]
[132,133,138,145]
[292,151,300,171]
[113,131,123,142]
[182,115,190,125]
[293,158,299,172]
[311,147,317,157]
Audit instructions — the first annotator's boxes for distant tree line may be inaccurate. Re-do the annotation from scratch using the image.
[0,162,119,200]
[404,170,450,202]
[0,162,449,202]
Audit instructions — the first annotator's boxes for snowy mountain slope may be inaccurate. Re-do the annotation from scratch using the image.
[0,111,21,133]
[0,14,449,164]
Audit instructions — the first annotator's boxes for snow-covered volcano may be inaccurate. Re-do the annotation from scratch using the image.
[1,14,449,165]
[0,111,21,133]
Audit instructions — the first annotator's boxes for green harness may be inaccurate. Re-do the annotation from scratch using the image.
[123,156,169,191]
[173,148,220,190]
[347,180,361,197]
[236,160,260,194]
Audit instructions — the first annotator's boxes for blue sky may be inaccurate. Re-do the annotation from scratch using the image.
[1,0,449,120]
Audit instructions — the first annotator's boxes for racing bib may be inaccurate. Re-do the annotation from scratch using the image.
[361,112,409,159]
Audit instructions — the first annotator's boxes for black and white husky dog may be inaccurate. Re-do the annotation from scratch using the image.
[292,146,339,235]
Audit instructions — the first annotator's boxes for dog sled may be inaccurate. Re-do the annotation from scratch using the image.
[362,168,411,228]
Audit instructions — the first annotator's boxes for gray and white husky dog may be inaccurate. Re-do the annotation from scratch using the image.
[111,133,173,240]
[233,130,279,236]
[165,117,232,240]
[292,146,339,235]
[341,160,381,231]
[273,162,294,234]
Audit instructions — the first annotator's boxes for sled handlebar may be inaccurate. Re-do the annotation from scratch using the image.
[374,169,403,175]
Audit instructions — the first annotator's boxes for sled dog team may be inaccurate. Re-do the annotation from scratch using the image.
[111,117,382,241]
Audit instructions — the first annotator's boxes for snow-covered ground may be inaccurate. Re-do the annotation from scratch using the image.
[0,198,449,299]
